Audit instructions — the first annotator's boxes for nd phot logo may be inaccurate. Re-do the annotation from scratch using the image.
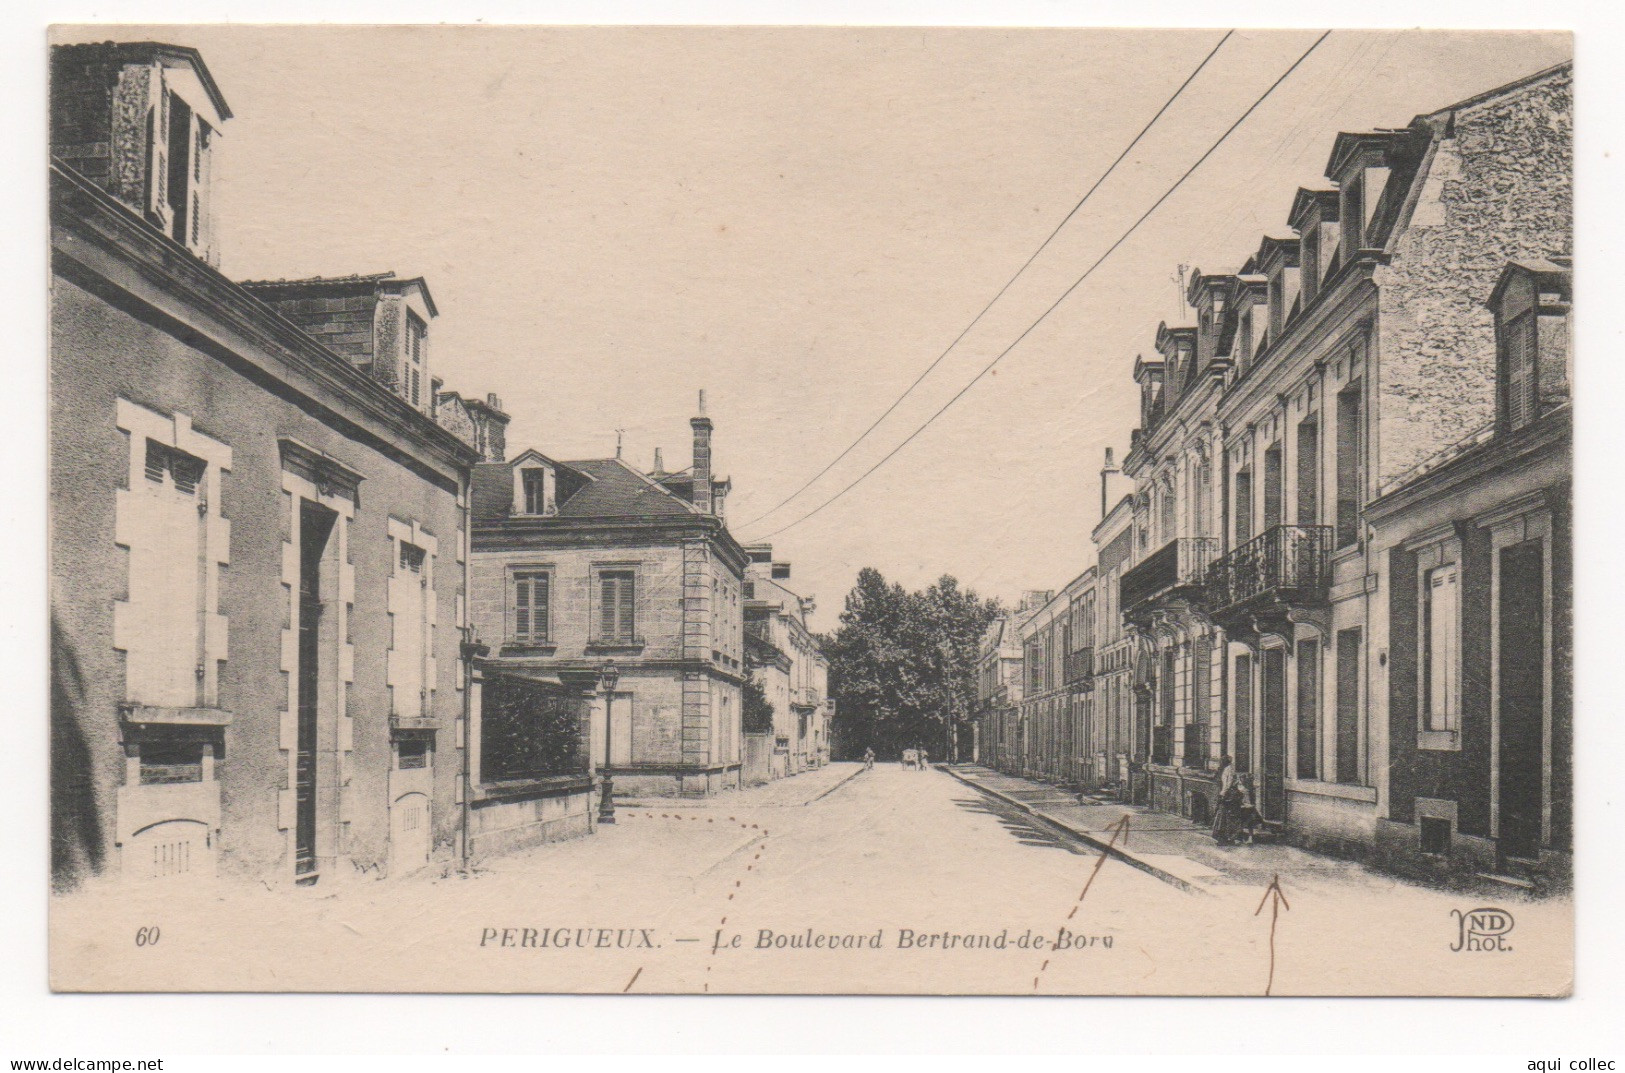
[1449,907,1515,952]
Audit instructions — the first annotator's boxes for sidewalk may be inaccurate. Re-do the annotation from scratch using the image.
[944,763,1385,894]
[619,761,864,810]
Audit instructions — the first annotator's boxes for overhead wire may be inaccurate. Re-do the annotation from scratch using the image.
[753,30,1333,543]
[735,29,1235,532]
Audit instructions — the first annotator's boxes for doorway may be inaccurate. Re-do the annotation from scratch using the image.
[295,501,336,877]
[1497,540,1546,862]
[1261,647,1288,822]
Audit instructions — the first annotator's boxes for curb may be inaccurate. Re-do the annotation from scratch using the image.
[806,764,866,804]
[940,765,1208,895]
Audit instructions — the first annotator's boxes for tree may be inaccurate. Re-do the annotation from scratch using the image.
[741,676,776,735]
[822,568,1000,761]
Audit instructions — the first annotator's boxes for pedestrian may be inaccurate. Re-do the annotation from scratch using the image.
[863,746,875,772]
[1235,775,1264,843]
[1211,754,1242,845]
[919,748,930,771]
[902,747,916,770]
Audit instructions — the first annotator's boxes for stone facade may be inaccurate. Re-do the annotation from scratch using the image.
[988,63,1572,887]
[1015,571,1097,789]
[743,546,831,778]
[469,417,749,798]
[51,107,478,893]
[48,41,516,892]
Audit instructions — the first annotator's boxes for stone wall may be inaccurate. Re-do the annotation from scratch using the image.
[51,263,466,888]
[1375,67,1571,487]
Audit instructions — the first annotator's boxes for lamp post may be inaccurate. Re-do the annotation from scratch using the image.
[597,659,620,824]
[457,629,489,869]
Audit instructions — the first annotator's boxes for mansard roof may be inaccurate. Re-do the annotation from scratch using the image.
[240,272,439,317]
[1288,188,1341,230]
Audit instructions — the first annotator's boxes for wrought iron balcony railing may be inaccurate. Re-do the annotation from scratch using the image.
[1119,537,1219,612]
[1064,646,1094,687]
[1205,524,1334,616]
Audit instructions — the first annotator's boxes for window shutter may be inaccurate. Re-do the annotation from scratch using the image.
[147,88,170,226]
[515,578,530,640]
[617,573,635,641]
[600,576,616,640]
[1507,316,1537,429]
[1426,565,1460,731]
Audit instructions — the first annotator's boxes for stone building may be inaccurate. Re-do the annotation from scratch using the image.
[1364,260,1571,888]
[1016,570,1097,789]
[1090,449,1139,798]
[743,545,831,778]
[1119,313,1229,826]
[469,399,749,799]
[50,41,494,889]
[974,601,1035,771]
[1105,61,1571,855]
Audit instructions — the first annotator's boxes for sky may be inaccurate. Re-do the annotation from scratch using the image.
[52,25,1572,631]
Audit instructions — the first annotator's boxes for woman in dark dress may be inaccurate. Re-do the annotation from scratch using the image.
[1211,754,1243,845]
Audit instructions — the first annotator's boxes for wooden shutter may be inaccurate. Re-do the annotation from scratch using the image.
[599,575,616,640]
[514,577,531,640]
[1336,384,1362,547]
[1507,315,1537,429]
[514,572,547,642]
[1296,418,1319,525]
[616,572,634,641]
[1426,565,1460,731]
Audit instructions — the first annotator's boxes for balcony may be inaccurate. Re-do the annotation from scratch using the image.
[1120,537,1218,615]
[791,687,821,709]
[1205,525,1333,645]
[1064,646,1094,689]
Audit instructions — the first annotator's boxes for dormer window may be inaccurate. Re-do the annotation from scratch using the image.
[1301,225,1320,300]
[1340,172,1364,254]
[521,468,548,515]
[1504,312,1537,429]
[405,310,427,409]
[1489,260,1572,434]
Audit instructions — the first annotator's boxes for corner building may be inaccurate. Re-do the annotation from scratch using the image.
[469,402,748,798]
[50,42,485,888]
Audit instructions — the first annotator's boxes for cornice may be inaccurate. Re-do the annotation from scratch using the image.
[51,164,478,480]
[1366,407,1570,523]
[1218,254,1382,421]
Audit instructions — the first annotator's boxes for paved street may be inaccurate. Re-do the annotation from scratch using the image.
[51,762,1571,995]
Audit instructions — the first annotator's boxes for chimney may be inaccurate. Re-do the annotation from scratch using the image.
[1101,447,1119,518]
[466,392,510,463]
[652,447,665,476]
[691,390,713,514]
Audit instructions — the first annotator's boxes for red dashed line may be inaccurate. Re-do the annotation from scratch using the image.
[632,811,768,995]
[1033,815,1130,993]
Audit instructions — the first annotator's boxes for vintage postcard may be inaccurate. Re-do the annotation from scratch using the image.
[47,24,1574,995]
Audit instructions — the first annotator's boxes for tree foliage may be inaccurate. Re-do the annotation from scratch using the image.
[741,676,776,735]
[821,568,1000,760]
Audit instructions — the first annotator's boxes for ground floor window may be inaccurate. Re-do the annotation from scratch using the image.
[396,735,432,770]
[136,736,208,785]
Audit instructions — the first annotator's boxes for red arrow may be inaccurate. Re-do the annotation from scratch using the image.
[1254,873,1291,996]
[1078,813,1131,902]
[1038,813,1133,990]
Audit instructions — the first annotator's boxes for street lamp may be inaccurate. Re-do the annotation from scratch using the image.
[457,629,489,869]
[597,659,620,824]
